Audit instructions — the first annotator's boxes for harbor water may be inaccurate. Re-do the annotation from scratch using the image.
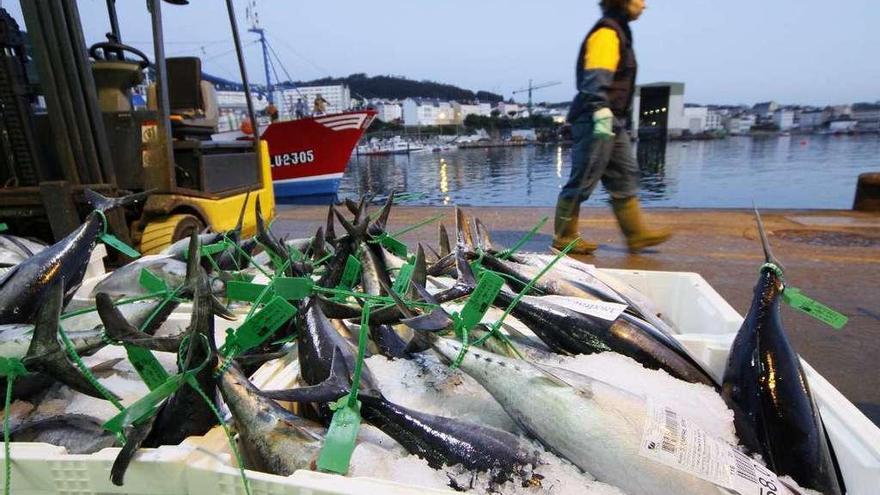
[339,134,880,208]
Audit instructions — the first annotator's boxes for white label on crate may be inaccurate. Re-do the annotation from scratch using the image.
[542,296,627,321]
[639,400,786,495]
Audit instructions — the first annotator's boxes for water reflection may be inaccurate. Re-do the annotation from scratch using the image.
[339,135,879,208]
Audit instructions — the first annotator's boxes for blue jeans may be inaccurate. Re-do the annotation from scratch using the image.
[558,118,639,204]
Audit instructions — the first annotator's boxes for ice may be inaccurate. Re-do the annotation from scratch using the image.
[365,353,519,432]
[539,352,737,443]
[348,443,450,490]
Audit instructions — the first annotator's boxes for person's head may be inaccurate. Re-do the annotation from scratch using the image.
[600,0,646,21]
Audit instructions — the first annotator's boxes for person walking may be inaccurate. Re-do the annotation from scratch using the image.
[313,94,328,115]
[552,0,670,254]
[294,98,307,119]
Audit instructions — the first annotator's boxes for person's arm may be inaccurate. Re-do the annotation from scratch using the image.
[578,27,620,112]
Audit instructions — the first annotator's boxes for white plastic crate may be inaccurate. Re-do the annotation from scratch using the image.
[1,252,877,494]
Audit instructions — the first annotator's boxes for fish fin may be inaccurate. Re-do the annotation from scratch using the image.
[527,361,594,397]
[753,206,784,270]
[308,226,327,261]
[409,245,427,299]
[85,188,150,213]
[111,417,155,486]
[454,250,477,288]
[26,282,119,400]
[260,350,351,403]
[343,198,360,217]
[98,292,183,353]
[325,205,337,245]
[439,223,451,257]
[427,252,456,277]
[211,295,237,321]
[423,243,441,264]
[89,358,125,374]
[369,191,394,234]
[316,294,363,319]
[332,206,360,241]
[376,274,416,319]
[233,349,288,367]
[399,281,454,331]
[233,190,251,236]
[184,232,200,286]
[474,218,495,253]
[454,206,476,251]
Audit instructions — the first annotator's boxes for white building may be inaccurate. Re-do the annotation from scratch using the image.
[496,101,523,118]
[373,101,403,122]
[683,106,709,134]
[726,115,756,135]
[277,84,351,115]
[452,101,492,124]
[631,82,686,137]
[799,110,828,129]
[403,98,438,126]
[773,109,795,131]
[706,110,723,131]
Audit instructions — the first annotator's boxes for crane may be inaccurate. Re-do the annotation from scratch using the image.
[513,80,561,112]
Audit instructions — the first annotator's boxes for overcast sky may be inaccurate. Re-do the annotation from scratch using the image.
[4,0,878,106]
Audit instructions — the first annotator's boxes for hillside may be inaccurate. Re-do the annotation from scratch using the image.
[283,73,503,103]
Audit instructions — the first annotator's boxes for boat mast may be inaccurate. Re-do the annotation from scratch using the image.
[246,1,273,104]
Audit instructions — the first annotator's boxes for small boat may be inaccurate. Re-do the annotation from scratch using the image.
[262,110,376,203]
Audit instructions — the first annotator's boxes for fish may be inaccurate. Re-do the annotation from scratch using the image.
[218,363,324,476]
[110,233,219,486]
[9,414,119,454]
[0,234,46,267]
[721,210,842,495]
[358,229,408,359]
[18,280,119,400]
[90,254,188,299]
[408,331,735,495]
[419,254,717,387]
[0,189,147,324]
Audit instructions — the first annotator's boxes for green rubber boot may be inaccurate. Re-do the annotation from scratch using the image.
[551,198,598,254]
[611,197,671,253]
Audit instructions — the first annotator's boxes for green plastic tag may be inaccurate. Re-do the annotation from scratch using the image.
[316,303,371,475]
[125,345,170,390]
[103,373,183,434]
[227,281,272,302]
[317,397,361,474]
[0,357,27,378]
[458,272,504,331]
[100,233,141,258]
[288,246,304,261]
[273,277,314,301]
[392,263,414,295]
[338,256,362,290]
[219,296,297,358]
[378,234,408,258]
[200,242,230,257]
[783,287,848,330]
[0,223,7,232]
[139,268,169,294]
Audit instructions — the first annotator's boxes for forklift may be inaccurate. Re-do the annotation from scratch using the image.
[0,0,275,255]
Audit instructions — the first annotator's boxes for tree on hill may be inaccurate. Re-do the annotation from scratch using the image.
[282,73,503,103]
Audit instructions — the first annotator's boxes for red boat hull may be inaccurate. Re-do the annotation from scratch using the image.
[260,110,376,203]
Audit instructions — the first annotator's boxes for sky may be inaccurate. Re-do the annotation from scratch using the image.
[4,0,879,106]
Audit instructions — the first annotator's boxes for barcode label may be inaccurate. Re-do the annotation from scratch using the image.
[661,408,679,454]
[734,450,758,484]
[541,295,627,321]
[639,399,785,495]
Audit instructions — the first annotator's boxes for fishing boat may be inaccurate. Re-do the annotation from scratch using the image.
[262,110,376,203]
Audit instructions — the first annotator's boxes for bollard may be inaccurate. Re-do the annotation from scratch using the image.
[853,173,880,212]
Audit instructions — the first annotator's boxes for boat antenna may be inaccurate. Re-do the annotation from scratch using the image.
[247,0,273,104]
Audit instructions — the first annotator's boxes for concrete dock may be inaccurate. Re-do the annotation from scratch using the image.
[275,205,880,425]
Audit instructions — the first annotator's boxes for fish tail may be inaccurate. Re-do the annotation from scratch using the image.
[85,188,150,213]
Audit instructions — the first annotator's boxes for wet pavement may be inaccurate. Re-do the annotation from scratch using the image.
[275,205,880,426]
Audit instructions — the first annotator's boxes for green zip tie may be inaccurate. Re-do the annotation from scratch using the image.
[760,262,785,280]
[58,326,124,411]
[783,287,849,329]
[187,375,251,495]
[4,375,14,495]
[499,217,548,259]
[59,291,172,320]
[94,210,140,258]
[1,357,27,495]
[450,272,505,368]
[489,238,578,336]
[0,223,7,232]
[389,214,445,238]
[223,233,271,279]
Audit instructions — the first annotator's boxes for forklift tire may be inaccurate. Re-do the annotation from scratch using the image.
[140,214,205,255]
